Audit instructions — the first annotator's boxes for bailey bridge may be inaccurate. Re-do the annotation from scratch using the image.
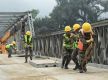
[0,12,108,80]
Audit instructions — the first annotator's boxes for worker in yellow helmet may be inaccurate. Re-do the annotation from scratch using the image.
[12,41,16,44]
[5,41,16,58]
[71,24,81,70]
[5,44,12,58]
[73,24,80,31]
[24,31,33,63]
[78,22,94,73]
[61,26,73,69]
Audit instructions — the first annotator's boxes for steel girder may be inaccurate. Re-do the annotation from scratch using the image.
[0,12,28,37]
[34,20,108,65]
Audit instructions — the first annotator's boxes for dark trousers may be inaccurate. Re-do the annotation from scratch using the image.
[62,48,72,68]
[7,48,12,58]
[79,43,93,71]
[25,47,32,62]
[72,48,80,68]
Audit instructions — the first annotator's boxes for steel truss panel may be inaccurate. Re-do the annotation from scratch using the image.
[0,12,27,15]
[0,12,28,37]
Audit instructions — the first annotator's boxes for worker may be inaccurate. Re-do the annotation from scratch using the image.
[5,43,15,58]
[61,26,73,69]
[78,22,94,73]
[24,31,33,63]
[72,24,81,70]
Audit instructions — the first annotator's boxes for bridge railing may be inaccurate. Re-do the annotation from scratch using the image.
[34,31,64,58]
[34,20,108,65]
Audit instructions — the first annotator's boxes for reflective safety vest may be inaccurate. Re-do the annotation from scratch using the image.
[72,33,79,49]
[63,34,73,49]
[24,35,32,48]
[24,35,32,44]
[73,41,78,48]
[5,44,12,49]
[6,44,10,49]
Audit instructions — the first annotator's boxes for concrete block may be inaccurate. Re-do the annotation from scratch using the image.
[29,59,61,68]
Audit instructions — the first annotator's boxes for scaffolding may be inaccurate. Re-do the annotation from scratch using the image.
[0,12,34,53]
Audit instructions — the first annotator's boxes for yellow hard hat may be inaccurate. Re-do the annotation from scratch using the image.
[26,31,31,35]
[64,26,71,32]
[12,41,16,45]
[73,24,80,31]
[10,44,13,46]
[82,22,91,32]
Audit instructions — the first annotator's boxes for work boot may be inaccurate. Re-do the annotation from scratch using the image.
[61,60,65,68]
[73,66,79,70]
[8,54,12,58]
[61,63,64,68]
[64,66,69,69]
[79,69,83,73]
[83,66,87,72]
[25,61,27,63]
[64,62,69,69]
[30,57,32,60]
[30,54,32,60]
[83,63,87,72]
[79,65,83,73]
[64,60,71,69]
[61,65,64,68]
[25,59,28,63]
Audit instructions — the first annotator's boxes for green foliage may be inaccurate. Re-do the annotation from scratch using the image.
[51,0,107,25]
[34,0,108,34]
[31,9,39,19]
[34,17,59,34]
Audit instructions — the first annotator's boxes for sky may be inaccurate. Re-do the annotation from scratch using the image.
[0,0,57,17]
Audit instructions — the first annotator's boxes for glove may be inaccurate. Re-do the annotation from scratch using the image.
[86,38,93,43]
[90,38,94,42]
[86,40,90,43]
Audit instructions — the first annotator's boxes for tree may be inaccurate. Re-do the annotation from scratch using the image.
[33,0,108,35]
[34,17,59,34]
[31,9,39,19]
[50,0,108,28]
[100,0,108,11]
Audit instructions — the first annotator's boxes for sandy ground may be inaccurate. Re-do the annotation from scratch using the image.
[0,54,108,80]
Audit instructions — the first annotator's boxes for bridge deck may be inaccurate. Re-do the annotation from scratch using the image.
[0,54,107,80]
